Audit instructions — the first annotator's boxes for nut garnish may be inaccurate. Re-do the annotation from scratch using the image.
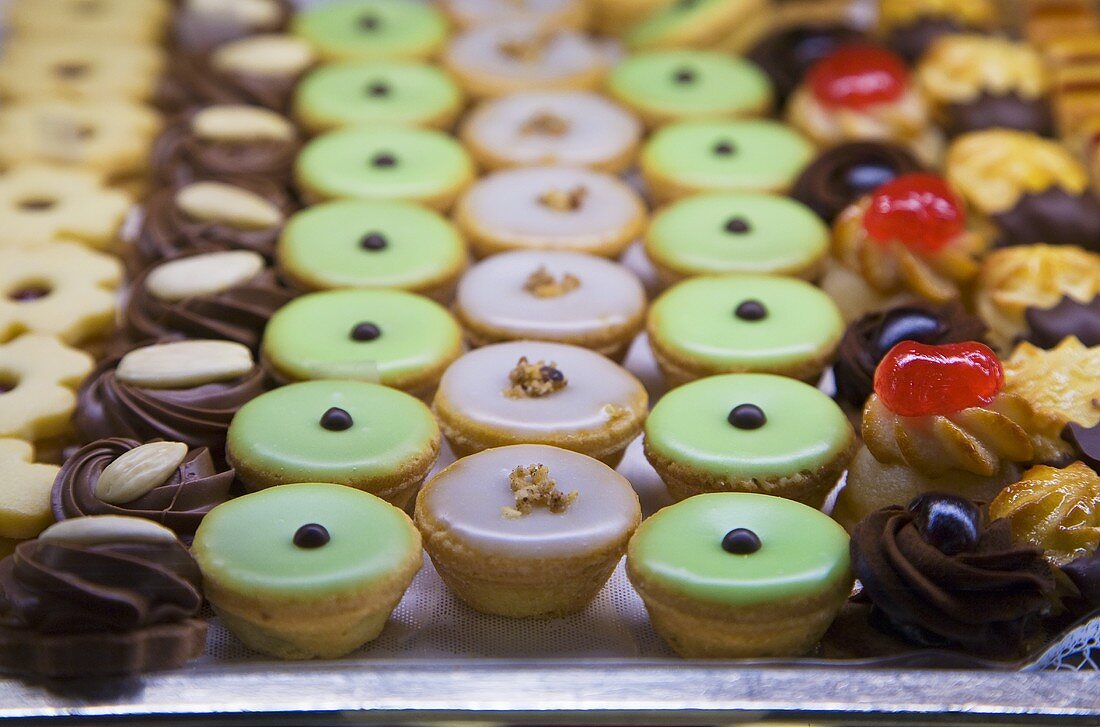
[504,356,567,398]
[211,34,316,77]
[186,0,282,26]
[191,105,296,143]
[538,186,587,212]
[523,266,580,298]
[145,250,265,302]
[94,441,188,505]
[520,112,570,136]
[39,515,179,547]
[502,464,578,518]
[116,340,254,389]
[498,33,551,63]
[175,181,284,230]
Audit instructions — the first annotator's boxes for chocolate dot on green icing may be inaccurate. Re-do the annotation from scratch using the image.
[713,141,736,156]
[366,81,390,97]
[734,300,767,321]
[728,403,766,430]
[673,68,696,84]
[359,14,380,30]
[350,322,381,341]
[725,217,750,234]
[360,232,388,250]
[371,152,397,168]
[321,407,354,431]
[293,523,330,548]
[721,528,761,554]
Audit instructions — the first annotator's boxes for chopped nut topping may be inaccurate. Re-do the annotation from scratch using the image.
[538,186,587,212]
[498,33,551,63]
[521,112,570,136]
[504,356,567,398]
[502,464,578,518]
[523,266,580,298]
[602,403,628,421]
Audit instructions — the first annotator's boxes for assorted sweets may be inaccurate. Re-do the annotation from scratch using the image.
[2,0,1100,678]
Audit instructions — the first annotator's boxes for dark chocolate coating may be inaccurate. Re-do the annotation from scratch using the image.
[746,23,868,104]
[1062,551,1100,614]
[886,16,967,64]
[790,142,924,222]
[170,0,293,53]
[1063,422,1100,474]
[1025,296,1100,349]
[944,91,1054,138]
[992,188,1100,251]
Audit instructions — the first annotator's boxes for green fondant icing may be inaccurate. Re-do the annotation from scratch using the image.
[647,193,827,275]
[192,482,419,599]
[279,199,466,290]
[630,492,850,606]
[292,0,448,61]
[650,275,843,369]
[296,126,473,202]
[608,51,771,117]
[627,0,728,49]
[227,380,438,484]
[295,61,461,128]
[262,288,461,383]
[642,120,813,192]
[645,373,851,478]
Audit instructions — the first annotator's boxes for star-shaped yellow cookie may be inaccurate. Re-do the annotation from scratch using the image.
[0,334,93,441]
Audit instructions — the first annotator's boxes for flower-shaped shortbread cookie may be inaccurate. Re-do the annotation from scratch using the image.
[0,439,59,540]
[0,334,93,441]
[0,166,132,249]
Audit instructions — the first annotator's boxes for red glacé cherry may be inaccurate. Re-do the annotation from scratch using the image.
[861,173,966,254]
[874,341,1004,417]
[808,44,908,111]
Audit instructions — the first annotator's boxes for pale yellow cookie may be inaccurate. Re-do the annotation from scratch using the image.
[7,0,173,44]
[0,242,122,345]
[0,334,93,442]
[0,166,132,249]
[0,40,166,102]
[0,439,58,540]
[0,101,162,185]
[1005,337,1100,437]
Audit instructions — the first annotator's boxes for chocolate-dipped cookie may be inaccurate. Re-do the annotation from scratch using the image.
[51,438,234,537]
[1026,296,1100,349]
[790,141,923,222]
[878,0,997,63]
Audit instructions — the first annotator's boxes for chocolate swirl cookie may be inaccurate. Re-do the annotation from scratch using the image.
[170,0,293,52]
[790,142,923,222]
[0,517,206,677]
[851,494,1055,657]
[151,105,300,189]
[52,438,235,536]
[833,304,986,409]
[746,23,867,105]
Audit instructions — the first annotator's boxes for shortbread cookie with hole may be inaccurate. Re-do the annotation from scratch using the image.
[416,444,640,618]
[454,166,646,258]
[0,40,165,103]
[946,129,1100,250]
[0,439,60,540]
[292,0,449,62]
[157,34,318,115]
[0,334,93,442]
[132,178,295,270]
[0,166,132,250]
[172,0,293,52]
[441,0,590,30]
[432,341,648,466]
[459,91,642,173]
[51,438,235,537]
[295,126,475,211]
[0,101,161,186]
[0,242,122,346]
[454,250,645,360]
[151,105,299,190]
[8,0,172,43]
[74,340,266,460]
[122,250,295,353]
[277,199,467,302]
[443,23,609,99]
[294,60,464,134]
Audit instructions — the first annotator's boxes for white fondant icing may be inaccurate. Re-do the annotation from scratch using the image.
[456,250,645,338]
[459,166,644,248]
[437,340,646,436]
[445,23,605,82]
[463,91,641,168]
[420,444,640,558]
[444,0,579,26]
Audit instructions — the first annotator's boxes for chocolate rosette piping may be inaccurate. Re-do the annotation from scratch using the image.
[746,23,868,104]
[155,51,304,116]
[51,438,234,536]
[790,142,923,222]
[851,505,1055,656]
[123,263,295,353]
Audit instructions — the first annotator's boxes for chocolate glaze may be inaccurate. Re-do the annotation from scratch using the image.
[886,16,968,64]
[746,23,868,104]
[851,502,1055,656]
[1062,552,1100,614]
[790,142,924,222]
[944,91,1054,138]
[833,304,987,409]
[73,356,266,461]
[122,261,295,353]
[151,112,300,190]
[51,438,235,536]
[155,50,307,116]
[131,178,295,270]
[1025,296,1100,349]
[170,0,293,53]
[1063,422,1100,474]
[992,188,1100,251]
